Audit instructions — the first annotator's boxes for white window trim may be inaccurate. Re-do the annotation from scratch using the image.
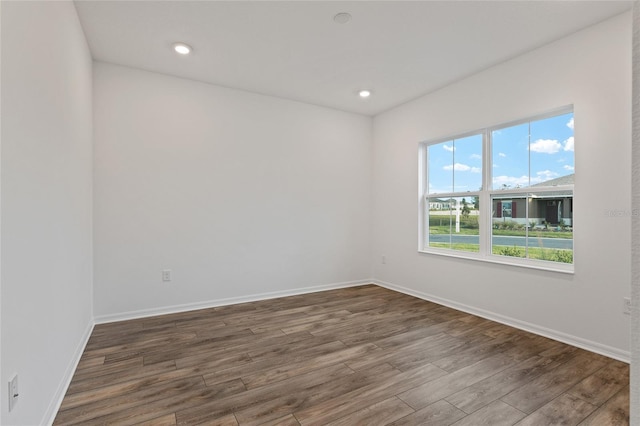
[418,106,574,274]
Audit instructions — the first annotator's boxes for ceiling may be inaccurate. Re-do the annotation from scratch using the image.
[74,1,632,116]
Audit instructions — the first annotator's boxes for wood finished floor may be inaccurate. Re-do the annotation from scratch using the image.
[54,285,629,425]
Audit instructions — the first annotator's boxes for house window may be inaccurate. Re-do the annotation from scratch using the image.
[419,107,574,271]
[425,134,482,253]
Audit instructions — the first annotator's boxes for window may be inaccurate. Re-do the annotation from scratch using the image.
[419,107,574,271]
[424,134,483,253]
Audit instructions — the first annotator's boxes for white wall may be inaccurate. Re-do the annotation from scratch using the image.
[1,2,94,425]
[630,1,639,423]
[372,12,632,359]
[93,63,372,319]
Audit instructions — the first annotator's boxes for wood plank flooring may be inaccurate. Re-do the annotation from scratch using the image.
[54,285,629,425]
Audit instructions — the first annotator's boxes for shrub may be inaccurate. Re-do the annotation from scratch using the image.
[543,249,573,263]
[495,246,525,257]
[496,220,522,230]
[461,216,479,229]
[429,216,450,227]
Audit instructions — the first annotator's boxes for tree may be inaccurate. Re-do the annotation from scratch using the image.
[473,196,479,210]
[461,198,471,216]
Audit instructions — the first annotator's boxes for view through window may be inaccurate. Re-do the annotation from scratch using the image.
[420,108,574,269]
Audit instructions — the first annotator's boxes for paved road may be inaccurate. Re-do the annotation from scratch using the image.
[429,234,573,250]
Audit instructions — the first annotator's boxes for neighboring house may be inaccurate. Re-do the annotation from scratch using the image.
[493,174,573,226]
[429,198,455,210]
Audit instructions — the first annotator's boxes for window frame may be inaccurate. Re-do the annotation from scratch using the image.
[418,106,574,273]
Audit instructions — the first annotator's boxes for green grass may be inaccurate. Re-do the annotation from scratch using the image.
[429,242,479,252]
[428,226,480,235]
[493,246,573,263]
[429,226,571,240]
[428,242,573,263]
[492,229,573,239]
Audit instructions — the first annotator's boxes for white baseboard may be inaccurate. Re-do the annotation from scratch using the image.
[373,279,631,363]
[42,320,95,426]
[94,279,372,324]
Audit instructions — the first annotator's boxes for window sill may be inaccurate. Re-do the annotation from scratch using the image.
[418,248,574,274]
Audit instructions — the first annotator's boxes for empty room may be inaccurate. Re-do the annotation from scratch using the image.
[1,1,638,425]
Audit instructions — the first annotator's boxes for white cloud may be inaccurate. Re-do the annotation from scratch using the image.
[563,136,574,152]
[498,152,506,158]
[470,167,481,173]
[443,144,455,152]
[492,175,532,188]
[443,163,473,171]
[564,165,575,171]
[536,170,559,180]
[493,173,556,188]
[470,154,482,160]
[530,139,562,154]
[493,163,498,168]
[567,117,574,130]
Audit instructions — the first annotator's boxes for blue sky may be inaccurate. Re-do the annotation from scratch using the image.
[428,112,574,194]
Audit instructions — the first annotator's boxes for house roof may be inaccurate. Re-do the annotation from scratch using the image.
[531,173,574,187]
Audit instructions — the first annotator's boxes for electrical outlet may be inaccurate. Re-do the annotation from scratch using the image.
[8,374,18,412]
[381,255,386,264]
[162,269,172,282]
[624,297,631,315]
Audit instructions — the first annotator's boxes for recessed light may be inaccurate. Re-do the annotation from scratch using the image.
[358,90,372,98]
[173,42,192,55]
[334,12,352,24]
